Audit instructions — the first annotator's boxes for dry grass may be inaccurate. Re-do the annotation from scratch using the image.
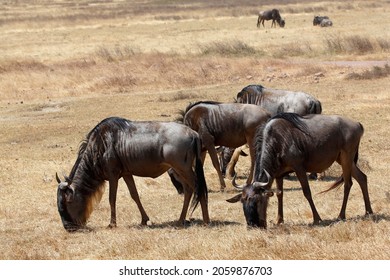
[1,0,390,260]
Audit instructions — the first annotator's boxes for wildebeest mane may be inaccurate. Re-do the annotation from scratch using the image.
[271,113,309,135]
[235,85,265,104]
[176,101,222,123]
[253,113,310,179]
[69,117,131,194]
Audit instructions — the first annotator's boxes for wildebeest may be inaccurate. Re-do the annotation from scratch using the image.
[227,113,373,228]
[217,145,248,177]
[56,117,210,232]
[313,16,329,26]
[257,9,285,28]
[313,15,332,27]
[320,18,333,27]
[177,101,270,191]
[236,85,322,115]
[221,84,322,178]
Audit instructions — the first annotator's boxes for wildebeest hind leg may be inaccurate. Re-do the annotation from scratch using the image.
[352,163,373,216]
[171,168,197,225]
[207,145,227,191]
[178,187,193,226]
[123,175,150,226]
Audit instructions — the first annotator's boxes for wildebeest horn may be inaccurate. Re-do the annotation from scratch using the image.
[56,172,61,184]
[231,174,247,190]
[56,172,70,190]
[253,169,271,190]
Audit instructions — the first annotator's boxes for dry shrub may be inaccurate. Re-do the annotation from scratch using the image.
[346,64,390,80]
[199,40,257,57]
[295,65,325,77]
[376,38,390,50]
[273,42,313,58]
[158,91,200,102]
[324,35,345,54]
[345,35,374,54]
[0,59,48,73]
[95,46,138,62]
[324,35,383,55]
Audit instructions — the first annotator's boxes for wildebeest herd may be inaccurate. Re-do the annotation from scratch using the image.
[256,8,333,28]
[56,82,373,232]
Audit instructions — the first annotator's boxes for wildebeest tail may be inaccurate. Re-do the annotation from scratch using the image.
[319,176,344,194]
[191,137,208,213]
[320,144,361,194]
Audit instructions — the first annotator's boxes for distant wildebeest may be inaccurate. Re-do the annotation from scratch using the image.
[313,16,329,26]
[313,15,332,27]
[257,9,285,28]
[320,18,333,27]
[176,101,270,191]
[220,84,322,179]
[56,117,210,232]
[227,113,373,228]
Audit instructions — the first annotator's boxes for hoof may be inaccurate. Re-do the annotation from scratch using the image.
[107,223,117,229]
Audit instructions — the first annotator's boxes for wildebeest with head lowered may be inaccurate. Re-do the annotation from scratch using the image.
[176,101,270,191]
[227,113,373,228]
[236,85,322,116]
[257,9,285,28]
[221,84,322,178]
[56,117,209,232]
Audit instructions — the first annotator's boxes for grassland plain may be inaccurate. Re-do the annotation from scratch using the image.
[0,0,390,261]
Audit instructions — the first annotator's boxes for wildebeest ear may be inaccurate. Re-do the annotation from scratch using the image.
[226,194,242,203]
[263,190,274,197]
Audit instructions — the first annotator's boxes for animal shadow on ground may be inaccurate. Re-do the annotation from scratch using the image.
[134,219,241,230]
[291,213,390,228]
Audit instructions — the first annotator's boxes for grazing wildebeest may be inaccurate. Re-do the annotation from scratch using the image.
[56,117,210,232]
[220,84,322,178]
[257,9,285,28]
[177,101,270,191]
[236,85,322,115]
[227,113,373,228]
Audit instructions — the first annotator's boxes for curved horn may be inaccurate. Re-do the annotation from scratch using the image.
[253,169,271,190]
[231,174,247,190]
[56,172,61,184]
[56,172,70,190]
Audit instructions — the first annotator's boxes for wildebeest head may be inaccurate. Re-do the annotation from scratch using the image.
[56,173,88,232]
[279,18,285,28]
[227,171,274,228]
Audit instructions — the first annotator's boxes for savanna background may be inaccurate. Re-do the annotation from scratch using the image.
[0,0,389,260]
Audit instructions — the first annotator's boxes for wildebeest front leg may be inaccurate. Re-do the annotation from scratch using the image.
[295,169,322,225]
[123,175,150,226]
[275,177,284,224]
[108,178,119,228]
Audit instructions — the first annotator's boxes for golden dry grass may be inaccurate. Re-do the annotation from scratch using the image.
[0,0,390,260]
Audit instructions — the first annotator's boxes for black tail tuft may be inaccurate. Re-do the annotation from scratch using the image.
[190,138,208,213]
